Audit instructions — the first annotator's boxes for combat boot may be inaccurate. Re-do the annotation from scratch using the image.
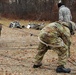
[56,65,71,73]
[33,63,42,68]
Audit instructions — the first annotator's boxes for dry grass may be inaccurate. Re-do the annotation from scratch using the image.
[0,18,76,75]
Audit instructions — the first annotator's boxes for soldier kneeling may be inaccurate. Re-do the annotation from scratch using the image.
[33,21,76,73]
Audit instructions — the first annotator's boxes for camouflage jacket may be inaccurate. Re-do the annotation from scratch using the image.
[39,21,76,46]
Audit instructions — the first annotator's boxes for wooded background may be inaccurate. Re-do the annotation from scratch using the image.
[0,0,76,22]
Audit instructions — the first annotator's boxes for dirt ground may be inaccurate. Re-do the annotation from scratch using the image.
[0,18,76,75]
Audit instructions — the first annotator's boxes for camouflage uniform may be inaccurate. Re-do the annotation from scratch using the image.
[34,21,75,66]
[59,5,72,22]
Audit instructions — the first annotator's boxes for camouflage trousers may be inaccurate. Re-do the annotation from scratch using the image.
[34,33,70,66]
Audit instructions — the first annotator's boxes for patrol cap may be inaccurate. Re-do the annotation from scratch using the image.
[58,3,64,8]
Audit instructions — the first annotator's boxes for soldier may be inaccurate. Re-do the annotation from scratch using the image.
[58,3,72,22]
[33,21,76,73]
[26,23,45,30]
[9,21,22,29]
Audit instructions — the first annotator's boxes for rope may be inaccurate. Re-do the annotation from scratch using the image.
[0,47,37,50]
[38,36,64,47]
[68,58,76,66]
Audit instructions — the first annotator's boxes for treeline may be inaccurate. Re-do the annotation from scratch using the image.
[0,0,76,21]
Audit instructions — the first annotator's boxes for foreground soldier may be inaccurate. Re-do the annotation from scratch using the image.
[33,21,76,73]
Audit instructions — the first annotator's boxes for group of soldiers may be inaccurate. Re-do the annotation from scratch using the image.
[0,2,76,74]
[9,21,45,30]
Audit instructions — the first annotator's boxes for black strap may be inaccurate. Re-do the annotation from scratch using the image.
[68,22,74,35]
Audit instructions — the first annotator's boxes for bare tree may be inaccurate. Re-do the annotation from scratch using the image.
[0,0,76,21]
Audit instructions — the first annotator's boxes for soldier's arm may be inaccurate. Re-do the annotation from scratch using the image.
[59,9,63,21]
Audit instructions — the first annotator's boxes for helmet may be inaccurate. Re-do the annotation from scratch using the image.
[62,21,76,35]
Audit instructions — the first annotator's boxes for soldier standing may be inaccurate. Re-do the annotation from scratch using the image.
[58,3,72,22]
[33,21,76,73]
[57,2,75,58]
